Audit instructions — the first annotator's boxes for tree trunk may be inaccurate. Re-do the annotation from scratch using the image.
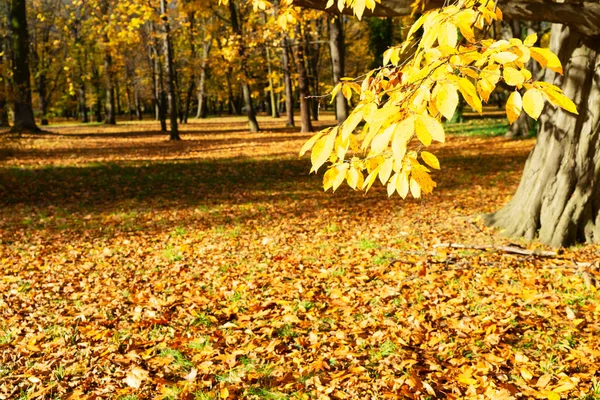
[329,15,348,123]
[228,0,259,132]
[281,35,295,127]
[484,24,600,247]
[295,24,313,133]
[103,51,116,124]
[78,82,88,123]
[161,0,180,140]
[266,43,280,118]
[9,0,39,132]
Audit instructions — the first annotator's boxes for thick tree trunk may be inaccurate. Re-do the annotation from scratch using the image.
[161,0,180,140]
[295,24,313,133]
[9,0,39,132]
[329,15,348,123]
[485,24,600,247]
[282,35,295,127]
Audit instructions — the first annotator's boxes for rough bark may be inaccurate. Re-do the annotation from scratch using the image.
[295,24,313,133]
[281,35,295,127]
[329,15,348,123]
[9,0,39,132]
[485,24,600,247]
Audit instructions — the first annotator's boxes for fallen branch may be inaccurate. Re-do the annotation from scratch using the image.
[432,243,557,257]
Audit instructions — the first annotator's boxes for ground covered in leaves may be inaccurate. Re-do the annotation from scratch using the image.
[1,116,599,400]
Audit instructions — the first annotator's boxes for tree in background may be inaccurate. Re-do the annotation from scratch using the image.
[9,0,39,132]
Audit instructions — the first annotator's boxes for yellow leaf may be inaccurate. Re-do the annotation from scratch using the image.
[220,387,229,399]
[530,47,563,74]
[409,177,421,198]
[435,83,459,120]
[538,84,578,115]
[391,117,414,160]
[397,171,409,198]
[371,123,396,155]
[346,167,360,189]
[300,130,325,157]
[506,91,522,124]
[323,167,337,191]
[439,22,457,48]
[341,110,362,141]
[310,129,337,173]
[522,88,545,120]
[492,51,519,64]
[411,163,436,194]
[457,375,477,385]
[332,164,349,191]
[546,392,560,400]
[353,0,366,20]
[536,374,552,388]
[524,33,538,47]
[416,114,445,143]
[378,158,393,185]
[421,151,440,169]
[520,368,533,381]
[552,381,576,393]
[387,172,398,196]
[503,67,525,87]
[362,166,380,192]
[458,77,482,114]
[330,83,342,104]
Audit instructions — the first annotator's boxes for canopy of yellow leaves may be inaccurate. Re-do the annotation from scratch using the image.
[301,0,578,198]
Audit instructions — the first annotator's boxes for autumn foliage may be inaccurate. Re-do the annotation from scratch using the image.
[301,0,578,198]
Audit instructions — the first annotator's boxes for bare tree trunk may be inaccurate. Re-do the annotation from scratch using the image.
[9,0,39,132]
[282,35,295,127]
[196,36,211,119]
[228,0,259,132]
[485,24,600,247]
[266,43,280,118]
[295,24,313,133]
[134,86,142,120]
[329,15,347,124]
[78,82,88,123]
[103,52,116,124]
[160,0,180,140]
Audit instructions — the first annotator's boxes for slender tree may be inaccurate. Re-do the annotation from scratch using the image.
[160,0,180,140]
[228,0,259,132]
[281,35,295,127]
[329,14,347,123]
[295,23,313,133]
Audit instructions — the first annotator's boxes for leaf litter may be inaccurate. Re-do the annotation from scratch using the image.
[1,116,599,399]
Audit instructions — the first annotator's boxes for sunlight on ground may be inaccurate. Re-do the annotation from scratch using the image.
[1,117,599,399]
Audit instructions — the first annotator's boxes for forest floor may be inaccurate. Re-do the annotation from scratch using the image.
[1,115,599,400]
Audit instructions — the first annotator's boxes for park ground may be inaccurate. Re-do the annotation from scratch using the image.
[0,115,599,399]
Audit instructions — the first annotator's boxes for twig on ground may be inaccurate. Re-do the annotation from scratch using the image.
[432,243,557,257]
